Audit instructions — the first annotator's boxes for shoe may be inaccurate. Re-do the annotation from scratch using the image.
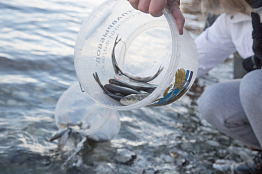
[231,152,262,174]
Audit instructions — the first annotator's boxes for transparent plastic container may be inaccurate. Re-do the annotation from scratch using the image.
[74,0,198,110]
[55,82,120,142]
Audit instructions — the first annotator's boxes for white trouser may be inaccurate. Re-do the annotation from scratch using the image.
[198,69,262,150]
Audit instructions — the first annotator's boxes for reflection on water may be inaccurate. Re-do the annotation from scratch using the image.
[0,0,256,173]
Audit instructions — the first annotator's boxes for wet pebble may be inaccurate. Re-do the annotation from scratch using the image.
[217,149,228,156]
[170,151,188,166]
[114,149,136,164]
[237,149,254,160]
[190,116,200,123]
[213,159,233,171]
[217,135,230,145]
[219,135,230,141]
[200,126,216,133]
[181,142,194,150]
[94,162,115,173]
[135,156,149,167]
[206,140,220,147]
[160,154,174,163]
[142,168,155,174]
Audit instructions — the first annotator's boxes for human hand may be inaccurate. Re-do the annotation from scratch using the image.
[128,0,185,35]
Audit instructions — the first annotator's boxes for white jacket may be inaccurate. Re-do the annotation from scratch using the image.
[196,7,262,77]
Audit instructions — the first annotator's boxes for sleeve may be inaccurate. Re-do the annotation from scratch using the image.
[196,14,237,78]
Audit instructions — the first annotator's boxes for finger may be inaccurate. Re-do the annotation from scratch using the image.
[148,0,166,17]
[137,0,151,13]
[129,0,139,10]
[170,1,185,35]
[251,12,262,40]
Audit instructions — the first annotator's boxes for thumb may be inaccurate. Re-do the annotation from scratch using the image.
[168,0,185,35]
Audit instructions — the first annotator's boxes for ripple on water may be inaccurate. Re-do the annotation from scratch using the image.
[0,0,256,173]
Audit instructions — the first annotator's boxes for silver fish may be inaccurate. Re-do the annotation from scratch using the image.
[109,78,156,93]
[49,121,83,141]
[122,66,164,83]
[120,93,150,106]
[111,35,164,83]
[58,122,83,129]
[104,83,140,95]
[111,35,122,75]
[49,128,69,141]
[93,72,123,101]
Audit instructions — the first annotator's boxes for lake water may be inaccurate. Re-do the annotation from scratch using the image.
[0,0,256,173]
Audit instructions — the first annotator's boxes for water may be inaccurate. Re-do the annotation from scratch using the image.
[0,0,257,173]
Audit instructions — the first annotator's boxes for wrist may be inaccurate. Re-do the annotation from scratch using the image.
[253,55,262,69]
[242,55,261,72]
[251,55,259,69]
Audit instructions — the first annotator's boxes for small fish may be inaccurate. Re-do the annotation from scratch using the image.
[58,122,83,129]
[104,84,140,96]
[113,92,126,97]
[49,128,69,141]
[93,72,123,101]
[111,35,122,75]
[120,93,150,106]
[121,66,164,83]
[109,79,156,93]
[111,35,164,83]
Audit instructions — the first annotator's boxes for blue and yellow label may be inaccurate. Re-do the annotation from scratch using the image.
[149,68,193,106]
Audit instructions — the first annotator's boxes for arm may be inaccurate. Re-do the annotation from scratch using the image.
[128,0,185,35]
[242,12,262,72]
[196,14,237,77]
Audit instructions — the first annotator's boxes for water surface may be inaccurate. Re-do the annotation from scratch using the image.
[0,0,255,173]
